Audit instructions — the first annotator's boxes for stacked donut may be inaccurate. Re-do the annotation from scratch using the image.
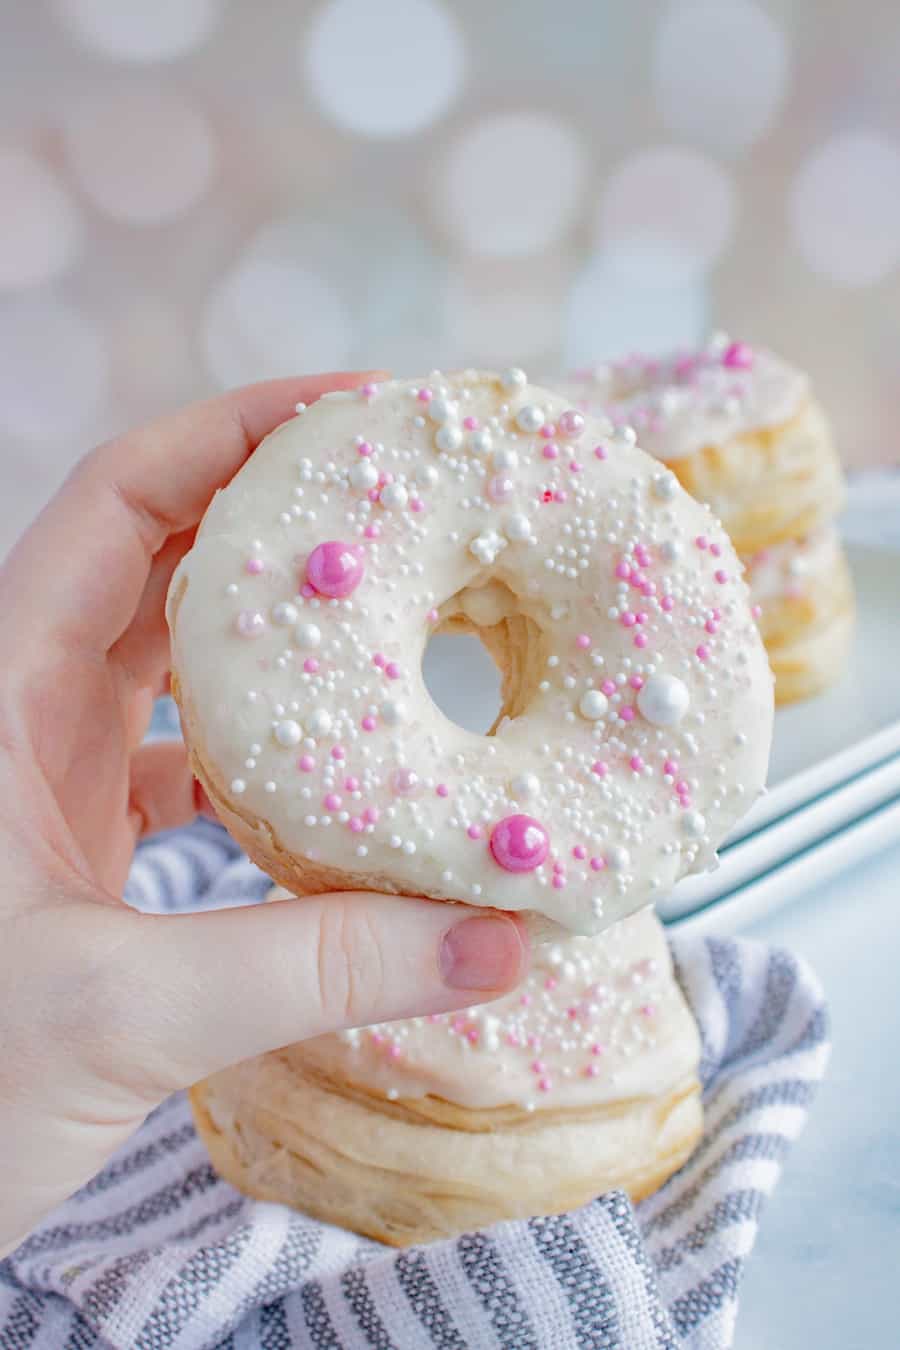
[169,369,773,1240]
[554,337,854,704]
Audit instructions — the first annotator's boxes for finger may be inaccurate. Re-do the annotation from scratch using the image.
[1,372,386,671]
[111,530,195,690]
[121,894,529,1097]
[127,740,206,839]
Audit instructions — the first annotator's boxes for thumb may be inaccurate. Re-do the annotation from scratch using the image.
[124,892,528,1096]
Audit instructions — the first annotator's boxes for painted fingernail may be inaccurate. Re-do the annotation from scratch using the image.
[439,915,526,991]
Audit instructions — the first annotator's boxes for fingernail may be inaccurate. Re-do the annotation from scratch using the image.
[439,915,526,991]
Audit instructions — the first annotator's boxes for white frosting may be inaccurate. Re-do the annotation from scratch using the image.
[554,337,808,462]
[743,526,839,604]
[168,370,772,935]
[277,891,699,1111]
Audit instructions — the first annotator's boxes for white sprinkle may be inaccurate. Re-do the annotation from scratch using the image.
[295,622,322,649]
[579,689,609,721]
[231,778,246,795]
[273,719,303,748]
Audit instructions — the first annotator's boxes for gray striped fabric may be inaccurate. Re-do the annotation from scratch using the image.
[0,704,829,1349]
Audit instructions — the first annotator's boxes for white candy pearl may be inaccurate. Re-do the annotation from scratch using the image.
[380,482,409,510]
[493,446,518,470]
[652,472,678,501]
[427,397,456,424]
[682,811,707,838]
[349,460,379,490]
[613,425,637,446]
[274,719,303,747]
[471,429,493,455]
[661,539,681,562]
[504,512,532,542]
[435,423,463,452]
[231,778,246,794]
[511,772,540,798]
[308,708,332,736]
[381,699,404,725]
[637,673,690,727]
[295,622,322,649]
[578,689,609,720]
[416,463,439,488]
[515,403,544,433]
[272,601,298,626]
[500,367,527,390]
[607,845,630,871]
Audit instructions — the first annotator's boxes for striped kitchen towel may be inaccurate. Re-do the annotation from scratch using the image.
[0,811,828,1349]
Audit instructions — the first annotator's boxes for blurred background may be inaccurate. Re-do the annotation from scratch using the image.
[2,0,900,556]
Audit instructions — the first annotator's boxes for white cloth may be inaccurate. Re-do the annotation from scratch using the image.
[0,817,829,1349]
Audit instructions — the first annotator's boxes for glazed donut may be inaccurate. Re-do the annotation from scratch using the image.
[744,527,855,704]
[554,337,846,554]
[190,891,703,1246]
[167,369,772,936]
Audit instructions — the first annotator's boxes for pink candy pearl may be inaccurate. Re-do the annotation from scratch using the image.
[436,783,449,797]
[385,662,401,679]
[723,340,754,370]
[488,474,514,503]
[594,444,608,460]
[305,540,365,598]
[573,844,587,860]
[303,657,319,673]
[392,767,419,796]
[361,715,376,731]
[591,761,608,777]
[245,557,264,575]
[542,443,559,460]
[417,388,433,403]
[576,633,591,649]
[324,793,342,811]
[467,823,482,840]
[557,409,585,439]
[298,755,315,772]
[490,814,550,873]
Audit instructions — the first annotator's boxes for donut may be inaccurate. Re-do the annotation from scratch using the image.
[745,527,855,704]
[190,890,702,1246]
[553,336,846,554]
[167,369,772,936]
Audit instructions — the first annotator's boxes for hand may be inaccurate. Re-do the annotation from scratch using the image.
[0,374,528,1257]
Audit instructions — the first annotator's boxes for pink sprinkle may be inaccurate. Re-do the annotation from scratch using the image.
[723,340,754,370]
[507,1030,522,1044]
[367,488,380,503]
[591,761,608,777]
[705,619,718,635]
[331,745,345,760]
[363,806,379,824]
[538,1077,552,1093]
[361,715,377,731]
[436,783,449,797]
[661,595,674,612]
[357,440,373,457]
[467,824,482,840]
[676,779,690,795]
[594,444,608,460]
[573,844,587,860]
[360,382,377,399]
[306,540,365,598]
[542,443,559,460]
[569,460,582,474]
[710,542,722,557]
[641,581,657,597]
[416,388,433,404]
[715,569,728,584]
[752,603,763,620]
[427,607,439,623]
[466,1028,479,1045]
[566,1006,579,1019]
[544,976,558,991]
[385,662,401,679]
[552,874,566,889]
[630,755,644,772]
[712,607,722,621]
[615,561,631,580]
[298,755,315,772]
[531,1059,546,1074]
[601,679,616,697]
[349,816,364,833]
[410,496,424,513]
[303,657,319,673]
[518,995,531,1009]
[489,814,550,873]
[344,775,360,791]
[463,415,480,431]
[554,489,567,503]
[630,570,647,589]
[539,423,556,438]
[636,611,648,625]
[695,535,708,550]
[452,1017,467,1035]
[663,759,679,777]
[584,1064,599,1078]
[245,557,264,575]
[576,633,591,649]
[234,609,265,639]
[553,858,565,872]
[324,793,342,811]
[526,1034,540,1049]
[640,1003,657,1018]
[558,409,585,438]
[634,633,648,649]
[629,675,645,690]
[591,856,606,871]
[619,706,635,723]
[388,1043,402,1060]
[591,1042,605,1056]
[621,611,637,628]
[364,523,380,539]
[696,644,710,661]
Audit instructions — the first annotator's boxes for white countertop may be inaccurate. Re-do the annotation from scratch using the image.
[731,840,900,1349]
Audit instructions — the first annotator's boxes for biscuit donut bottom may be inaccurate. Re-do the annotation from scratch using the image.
[190,1058,702,1247]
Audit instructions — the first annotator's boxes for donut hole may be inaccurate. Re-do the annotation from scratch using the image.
[422,579,549,736]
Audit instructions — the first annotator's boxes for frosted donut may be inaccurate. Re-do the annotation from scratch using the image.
[553,337,847,554]
[167,369,772,936]
[190,891,703,1246]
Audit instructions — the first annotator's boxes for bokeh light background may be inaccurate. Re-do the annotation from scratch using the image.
[2,0,900,556]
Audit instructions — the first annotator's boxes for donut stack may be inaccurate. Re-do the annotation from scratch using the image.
[169,369,774,1242]
[554,337,854,704]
